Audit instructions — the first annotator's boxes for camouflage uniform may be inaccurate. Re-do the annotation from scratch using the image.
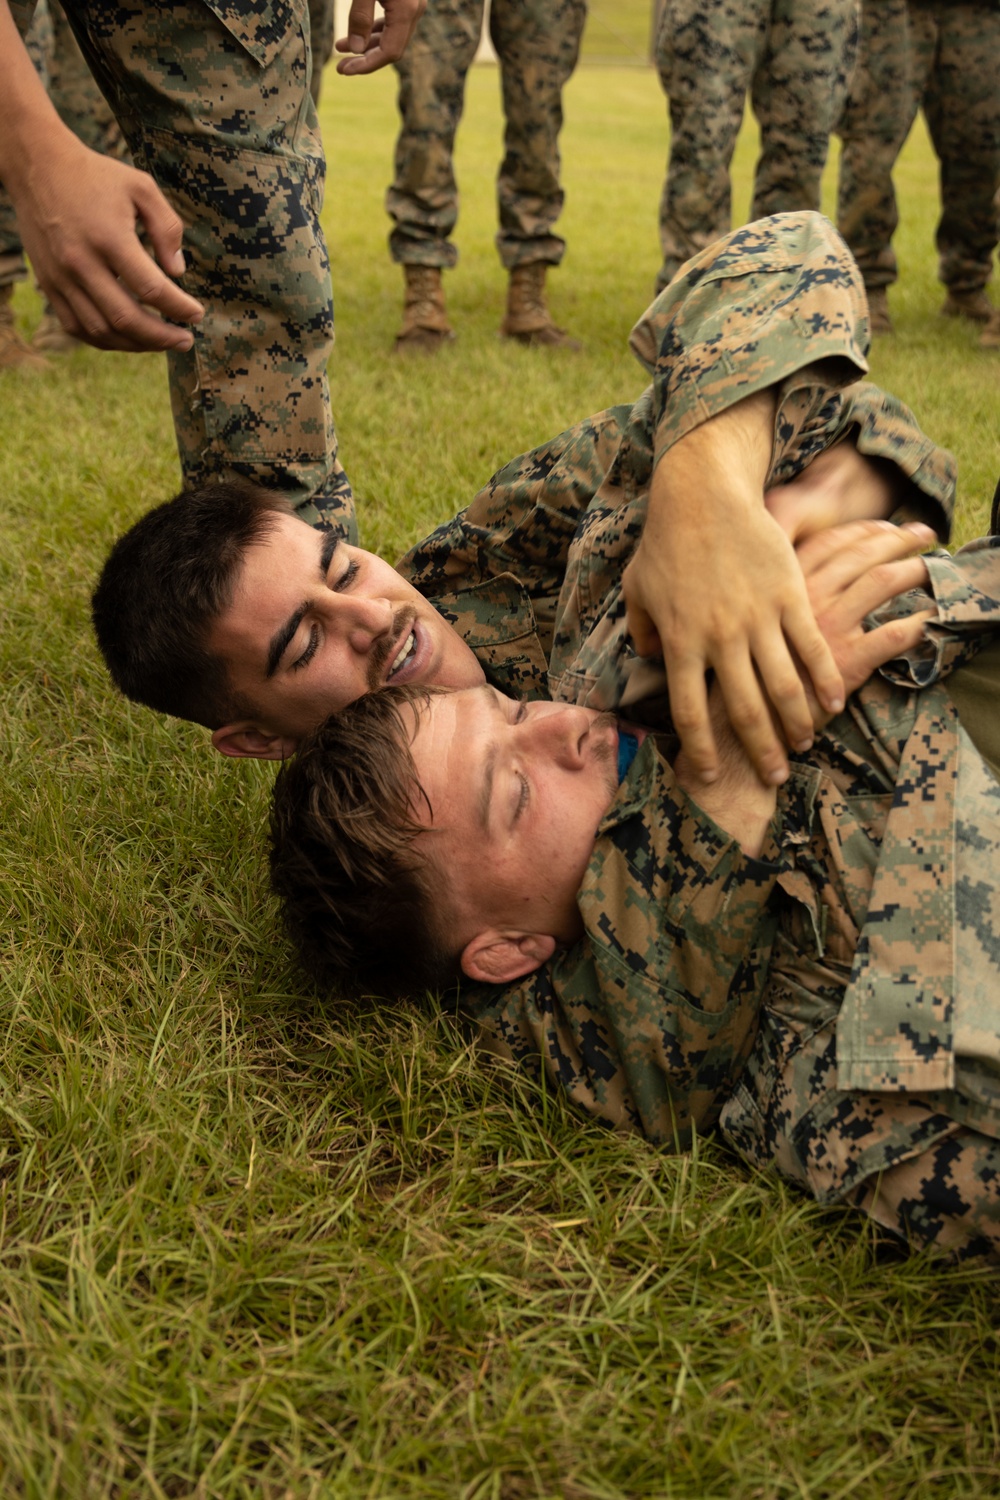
[838,2,1000,297]
[655,0,859,290]
[8,0,352,534]
[307,0,334,106]
[835,0,912,292]
[720,603,1000,1258]
[399,211,1000,1256]
[386,0,587,271]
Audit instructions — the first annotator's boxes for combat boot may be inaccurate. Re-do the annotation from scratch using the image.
[867,286,893,336]
[0,284,49,372]
[32,302,81,355]
[393,265,455,353]
[981,309,1000,351]
[500,263,581,350]
[941,287,994,323]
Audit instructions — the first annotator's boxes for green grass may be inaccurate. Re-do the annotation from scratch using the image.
[2,60,1000,1499]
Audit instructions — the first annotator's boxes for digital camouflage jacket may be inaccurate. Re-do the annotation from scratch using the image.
[396,212,971,1166]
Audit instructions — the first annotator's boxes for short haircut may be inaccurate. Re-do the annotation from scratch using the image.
[91,479,292,730]
[269,685,459,1001]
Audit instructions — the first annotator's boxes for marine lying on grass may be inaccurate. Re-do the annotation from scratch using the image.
[269,527,1000,1262]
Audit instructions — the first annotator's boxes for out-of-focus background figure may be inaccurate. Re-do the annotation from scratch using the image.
[837,0,1000,349]
[0,0,129,370]
[386,0,587,352]
[653,0,858,291]
[308,0,336,104]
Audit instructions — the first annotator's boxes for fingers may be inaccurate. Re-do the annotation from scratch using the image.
[337,0,424,71]
[797,519,934,592]
[783,599,845,717]
[844,611,932,685]
[338,0,375,54]
[665,657,717,783]
[133,173,187,281]
[51,249,198,352]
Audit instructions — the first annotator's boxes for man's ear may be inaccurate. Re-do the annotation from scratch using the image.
[461,930,557,985]
[211,721,299,761]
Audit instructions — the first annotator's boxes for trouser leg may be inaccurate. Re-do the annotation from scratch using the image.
[489,0,586,270]
[920,1,1000,296]
[48,0,128,159]
[61,0,351,535]
[750,0,858,220]
[654,0,765,290]
[836,0,914,290]
[386,0,482,270]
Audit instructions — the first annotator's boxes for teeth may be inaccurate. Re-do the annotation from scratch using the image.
[389,630,416,677]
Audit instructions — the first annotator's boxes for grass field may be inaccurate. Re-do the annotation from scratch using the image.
[2,47,1000,1500]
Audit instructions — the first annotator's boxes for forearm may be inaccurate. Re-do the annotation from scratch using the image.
[0,3,72,192]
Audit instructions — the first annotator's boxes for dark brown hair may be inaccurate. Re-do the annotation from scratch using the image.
[92,479,293,729]
[269,685,459,1001]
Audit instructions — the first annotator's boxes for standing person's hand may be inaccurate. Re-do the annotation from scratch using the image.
[336,0,426,74]
[0,3,203,352]
[13,135,203,352]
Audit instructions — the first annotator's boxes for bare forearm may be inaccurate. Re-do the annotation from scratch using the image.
[0,3,70,190]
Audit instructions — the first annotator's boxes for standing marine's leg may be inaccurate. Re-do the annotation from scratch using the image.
[655,0,765,293]
[835,0,914,334]
[386,0,481,350]
[490,0,586,347]
[922,1,1000,322]
[0,0,51,371]
[750,0,858,221]
[62,0,353,536]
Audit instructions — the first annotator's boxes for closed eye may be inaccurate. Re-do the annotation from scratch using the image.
[291,623,319,671]
[513,770,529,823]
[331,558,359,591]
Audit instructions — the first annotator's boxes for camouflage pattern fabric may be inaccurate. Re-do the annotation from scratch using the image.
[835,0,912,291]
[654,0,859,289]
[386,0,587,270]
[0,0,131,287]
[307,0,334,106]
[907,1,1000,295]
[9,0,352,535]
[837,1,1000,295]
[720,595,1000,1257]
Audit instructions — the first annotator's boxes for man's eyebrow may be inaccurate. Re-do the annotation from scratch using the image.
[264,531,341,680]
[265,604,308,679]
[318,528,340,578]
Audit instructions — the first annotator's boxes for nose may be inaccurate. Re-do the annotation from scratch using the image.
[318,591,394,654]
[523,704,589,770]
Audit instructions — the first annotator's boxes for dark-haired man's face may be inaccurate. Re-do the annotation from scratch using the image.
[208,513,485,758]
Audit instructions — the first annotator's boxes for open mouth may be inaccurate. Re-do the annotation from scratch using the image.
[387,627,418,680]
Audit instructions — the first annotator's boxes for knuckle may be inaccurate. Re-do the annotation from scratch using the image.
[670,702,704,733]
[728,700,768,732]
